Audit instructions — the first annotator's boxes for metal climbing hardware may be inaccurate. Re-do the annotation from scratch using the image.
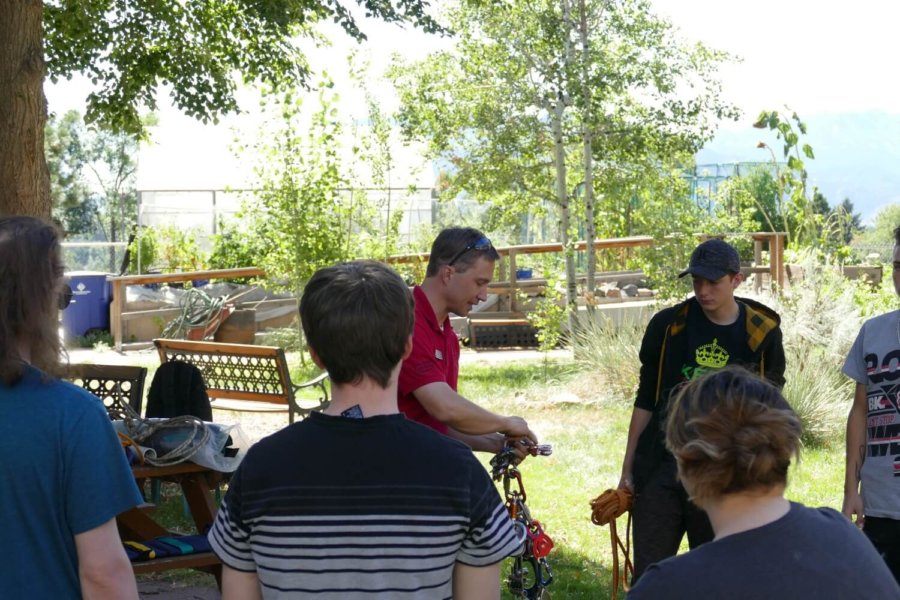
[530,444,553,457]
[490,443,555,599]
[528,521,554,559]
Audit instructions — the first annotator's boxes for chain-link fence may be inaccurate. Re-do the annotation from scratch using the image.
[137,187,439,251]
[61,241,129,274]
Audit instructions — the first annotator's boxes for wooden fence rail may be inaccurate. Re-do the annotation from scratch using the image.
[108,267,265,351]
[387,233,786,313]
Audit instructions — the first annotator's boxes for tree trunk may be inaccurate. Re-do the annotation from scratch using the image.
[578,0,596,298]
[0,0,51,218]
[558,0,577,336]
[551,98,577,335]
[109,193,118,273]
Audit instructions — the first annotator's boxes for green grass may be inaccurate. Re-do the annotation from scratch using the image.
[462,362,632,598]
[459,360,846,599]
[146,357,847,598]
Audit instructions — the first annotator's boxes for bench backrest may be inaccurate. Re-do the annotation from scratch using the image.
[153,339,294,406]
[66,363,148,417]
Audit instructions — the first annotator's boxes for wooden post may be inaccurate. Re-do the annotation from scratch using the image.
[110,279,125,351]
[497,253,508,312]
[509,250,518,313]
[753,239,763,293]
[774,233,785,288]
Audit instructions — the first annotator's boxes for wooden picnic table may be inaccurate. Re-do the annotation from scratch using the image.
[118,462,224,587]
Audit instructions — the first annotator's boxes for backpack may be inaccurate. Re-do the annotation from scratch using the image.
[145,361,213,421]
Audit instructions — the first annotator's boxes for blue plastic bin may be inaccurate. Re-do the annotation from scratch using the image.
[61,272,112,339]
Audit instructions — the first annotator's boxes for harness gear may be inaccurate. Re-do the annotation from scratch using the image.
[590,488,634,600]
[490,444,555,600]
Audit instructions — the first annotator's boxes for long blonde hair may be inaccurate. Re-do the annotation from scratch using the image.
[0,216,64,384]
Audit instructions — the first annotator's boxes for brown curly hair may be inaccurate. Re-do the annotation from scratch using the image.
[0,216,65,384]
[665,366,802,507]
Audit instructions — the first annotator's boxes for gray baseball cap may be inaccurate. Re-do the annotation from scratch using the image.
[678,239,741,280]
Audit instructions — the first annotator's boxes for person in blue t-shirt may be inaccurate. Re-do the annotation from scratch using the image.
[0,216,143,599]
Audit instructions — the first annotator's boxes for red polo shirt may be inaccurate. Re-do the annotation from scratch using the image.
[398,285,460,435]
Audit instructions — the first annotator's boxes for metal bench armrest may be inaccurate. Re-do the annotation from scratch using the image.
[289,371,330,417]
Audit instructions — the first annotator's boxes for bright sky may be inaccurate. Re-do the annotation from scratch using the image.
[653,0,900,119]
[44,1,900,190]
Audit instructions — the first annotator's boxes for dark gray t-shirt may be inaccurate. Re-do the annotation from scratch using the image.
[843,309,900,519]
[628,502,900,600]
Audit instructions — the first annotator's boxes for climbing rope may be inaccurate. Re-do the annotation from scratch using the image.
[590,488,634,600]
[109,401,210,467]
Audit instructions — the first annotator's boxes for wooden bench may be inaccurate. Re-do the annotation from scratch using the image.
[153,339,329,424]
[131,552,220,575]
[119,462,224,587]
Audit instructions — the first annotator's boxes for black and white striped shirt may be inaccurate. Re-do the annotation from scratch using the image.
[209,412,523,598]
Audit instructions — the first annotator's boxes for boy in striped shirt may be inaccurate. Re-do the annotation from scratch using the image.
[209,260,523,599]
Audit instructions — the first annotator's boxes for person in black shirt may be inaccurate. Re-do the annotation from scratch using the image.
[629,367,899,600]
[616,238,786,581]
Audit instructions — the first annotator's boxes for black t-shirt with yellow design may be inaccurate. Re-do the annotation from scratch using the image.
[631,297,785,490]
[681,302,751,383]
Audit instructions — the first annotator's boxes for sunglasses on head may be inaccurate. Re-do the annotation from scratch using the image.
[448,236,493,267]
[58,284,73,310]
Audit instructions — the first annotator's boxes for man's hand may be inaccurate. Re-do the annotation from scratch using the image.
[501,416,538,446]
[501,437,532,463]
[843,383,867,531]
[618,471,634,494]
[842,490,865,529]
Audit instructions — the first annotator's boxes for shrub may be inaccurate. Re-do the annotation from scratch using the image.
[853,267,898,319]
[208,215,268,284]
[68,329,114,350]
[127,227,158,274]
[256,325,304,352]
[570,311,645,402]
[782,340,851,447]
[155,225,207,272]
[743,252,862,446]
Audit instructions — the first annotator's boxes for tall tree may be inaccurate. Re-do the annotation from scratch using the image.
[391,0,735,325]
[45,110,94,234]
[44,109,140,270]
[834,198,862,244]
[0,0,445,218]
[234,84,350,298]
[348,52,407,260]
[854,203,900,252]
[82,123,139,272]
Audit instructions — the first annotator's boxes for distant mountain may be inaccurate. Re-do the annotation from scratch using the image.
[696,111,900,223]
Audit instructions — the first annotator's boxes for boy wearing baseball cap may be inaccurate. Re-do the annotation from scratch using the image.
[617,238,786,580]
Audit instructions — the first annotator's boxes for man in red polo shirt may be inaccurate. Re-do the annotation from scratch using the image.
[398,227,538,453]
